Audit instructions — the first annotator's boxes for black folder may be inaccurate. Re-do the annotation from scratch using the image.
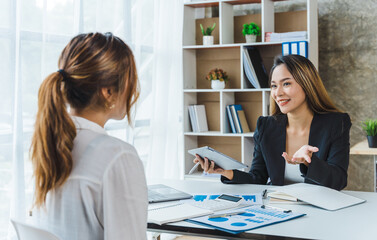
[246,47,269,88]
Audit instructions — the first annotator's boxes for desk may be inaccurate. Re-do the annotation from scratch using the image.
[350,140,377,192]
[147,179,377,240]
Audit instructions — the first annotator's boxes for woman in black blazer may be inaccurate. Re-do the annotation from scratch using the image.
[194,55,351,191]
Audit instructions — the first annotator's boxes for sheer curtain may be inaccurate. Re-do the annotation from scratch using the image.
[1,0,156,239]
[146,0,184,180]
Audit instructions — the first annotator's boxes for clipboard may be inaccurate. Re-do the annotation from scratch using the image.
[188,146,248,170]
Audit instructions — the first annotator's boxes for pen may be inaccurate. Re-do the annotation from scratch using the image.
[262,189,268,199]
[208,211,245,219]
[188,162,200,174]
[261,205,292,213]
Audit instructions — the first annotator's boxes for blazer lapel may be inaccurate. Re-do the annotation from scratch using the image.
[264,115,287,185]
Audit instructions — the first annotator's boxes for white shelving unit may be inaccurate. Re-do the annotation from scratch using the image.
[182,0,318,180]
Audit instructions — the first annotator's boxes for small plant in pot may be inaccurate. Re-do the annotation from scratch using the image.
[362,119,377,148]
[242,22,261,43]
[200,23,216,45]
[206,68,229,89]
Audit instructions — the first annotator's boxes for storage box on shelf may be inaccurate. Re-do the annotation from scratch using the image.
[182,0,318,180]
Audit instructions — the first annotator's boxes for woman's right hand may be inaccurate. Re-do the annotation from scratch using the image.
[193,154,234,180]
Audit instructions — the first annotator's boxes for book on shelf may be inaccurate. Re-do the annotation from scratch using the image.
[226,105,236,134]
[188,105,208,132]
[227,104,250,134]
[230,105,242,133]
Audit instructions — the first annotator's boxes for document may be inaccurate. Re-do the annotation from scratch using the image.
[188,146,248,170]
[187,205,305,234]
[184,193,263,205]
[148,202,213,225]
[269,183,366,211]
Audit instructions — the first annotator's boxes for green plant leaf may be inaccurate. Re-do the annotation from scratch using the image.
[200,24,205,35]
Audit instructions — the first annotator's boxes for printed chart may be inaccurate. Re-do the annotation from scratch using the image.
[188,205,305,234]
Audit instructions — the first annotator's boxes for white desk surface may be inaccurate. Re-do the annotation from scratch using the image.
[148,179,377,240]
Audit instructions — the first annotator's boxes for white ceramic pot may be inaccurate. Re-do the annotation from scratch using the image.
[245,34,257,43]
[203,36,214,45]
[211,80,225,89]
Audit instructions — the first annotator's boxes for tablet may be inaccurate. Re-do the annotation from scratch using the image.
[188,146,248,170]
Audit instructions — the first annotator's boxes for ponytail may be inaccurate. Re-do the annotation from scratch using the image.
[30,72,76,208]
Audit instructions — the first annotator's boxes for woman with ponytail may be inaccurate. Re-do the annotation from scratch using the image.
[30,32,147,239]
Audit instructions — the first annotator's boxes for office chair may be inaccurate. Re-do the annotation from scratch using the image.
[11,219,60,240]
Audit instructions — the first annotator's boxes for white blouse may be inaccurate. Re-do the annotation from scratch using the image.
[284,161,305,185]
[33,116,148,240]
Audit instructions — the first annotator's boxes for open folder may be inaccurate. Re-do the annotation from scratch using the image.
[268,183,366,211]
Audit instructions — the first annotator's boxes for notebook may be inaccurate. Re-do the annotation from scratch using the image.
[269,183,366,211]
[148,202,213,225]
[148,184,192,203]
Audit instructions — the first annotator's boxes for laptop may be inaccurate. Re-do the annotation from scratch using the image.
[148,184,192,203]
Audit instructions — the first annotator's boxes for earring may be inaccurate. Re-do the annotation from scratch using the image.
[109,103,115,110]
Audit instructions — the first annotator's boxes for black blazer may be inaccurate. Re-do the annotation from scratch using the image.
[221,112,352,190]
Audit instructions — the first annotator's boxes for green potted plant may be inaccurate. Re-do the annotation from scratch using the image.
[206,68,229,89]
[242,22,261,43]
[200,23,216,45]
[362,119,377,148]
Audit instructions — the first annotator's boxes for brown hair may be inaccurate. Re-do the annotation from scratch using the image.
[269,55,340,115]
[30,32,139,208]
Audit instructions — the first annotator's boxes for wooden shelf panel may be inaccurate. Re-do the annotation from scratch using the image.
[184,131,254,137]
[350,140,377,155]
[183,41,284,49]
[196,48,241,89]
[183,88,270,93]
[184,1,220,8]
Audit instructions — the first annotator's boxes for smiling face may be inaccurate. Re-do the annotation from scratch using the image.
[270,64,308,115]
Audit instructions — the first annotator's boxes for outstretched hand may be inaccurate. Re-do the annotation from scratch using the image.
[282,145,319,167]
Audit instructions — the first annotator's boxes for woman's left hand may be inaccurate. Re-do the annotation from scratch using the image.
[282,145,319,167]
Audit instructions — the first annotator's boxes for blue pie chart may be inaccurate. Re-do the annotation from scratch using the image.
[231,222,247,227]
[240,212,255,217]
[208,217,228,222]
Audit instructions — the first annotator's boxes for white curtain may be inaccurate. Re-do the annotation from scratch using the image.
[2,0,155,239]
[146,0,184,180]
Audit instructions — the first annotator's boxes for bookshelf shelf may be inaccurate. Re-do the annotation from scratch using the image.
[182,0,318,179]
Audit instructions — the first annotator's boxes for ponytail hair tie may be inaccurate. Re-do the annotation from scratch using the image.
[57,69,68,81]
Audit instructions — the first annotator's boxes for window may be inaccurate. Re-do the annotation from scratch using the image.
[0,0,154,238]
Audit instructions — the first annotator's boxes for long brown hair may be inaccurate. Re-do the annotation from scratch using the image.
[30,32,139,208]
[269,55,340,115]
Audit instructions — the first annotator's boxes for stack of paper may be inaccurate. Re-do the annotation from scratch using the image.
[265,31,307,42]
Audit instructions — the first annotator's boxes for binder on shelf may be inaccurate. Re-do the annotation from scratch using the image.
[281,41,308,58]
[245,47,269,88]
[298,41,308,58]
[226,105,236,133]
[282,42,290,55]
[242,48,260,89]
[290,42,298,54]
